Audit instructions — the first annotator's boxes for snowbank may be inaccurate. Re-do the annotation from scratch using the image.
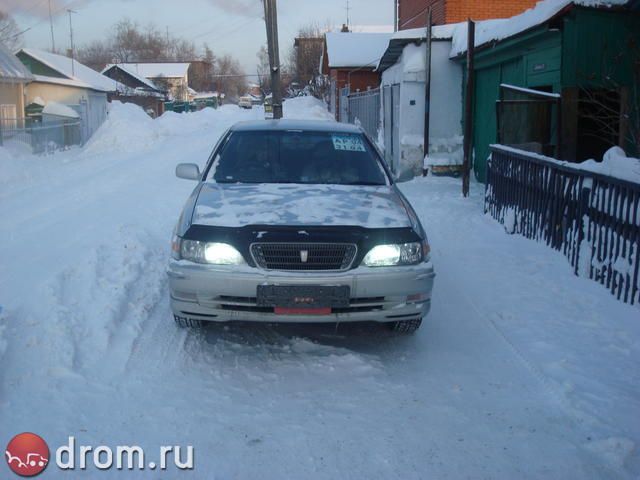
[84,101,157,155]
[577,147,640,184]
[283,96,333,121]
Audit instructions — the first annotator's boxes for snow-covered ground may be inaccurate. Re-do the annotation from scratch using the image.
[1,97,639,479]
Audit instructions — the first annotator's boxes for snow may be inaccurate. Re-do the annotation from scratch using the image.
[42,101,80,119]
[116,62,190,79]
[389,22,463,41]
[500,83,561,98]
[193,184,409,229]
[578,146,640,184]
[18,48,117,92]
[324,32,393,68]
[493,144,640,184]
[1,97,640,478]
[451,0,629,57]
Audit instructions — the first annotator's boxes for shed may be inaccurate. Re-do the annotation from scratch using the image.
[115,63,190,102]
[451,0,639,182]
[377,23,464,176]
[16,48,116,142]
[102,63,166,117]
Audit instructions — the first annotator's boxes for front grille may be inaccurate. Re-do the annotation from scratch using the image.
[251,243,357,271]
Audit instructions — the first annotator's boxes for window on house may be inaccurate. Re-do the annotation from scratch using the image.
[576,89,621,162]
[496,84,560,157]
[0,104,18,130]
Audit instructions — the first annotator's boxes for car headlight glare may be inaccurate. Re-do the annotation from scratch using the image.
[363,242,424,267]
[178,239,245,265]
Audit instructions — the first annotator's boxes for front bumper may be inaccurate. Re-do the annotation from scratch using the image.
[167,259,435,324]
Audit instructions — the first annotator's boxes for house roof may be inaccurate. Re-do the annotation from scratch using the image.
[0,43,34,83]
[116,62,190,79]
[17,48,116,92]
[376,23,464,72]
[324,32,393,69]
[102,63,162,92]
[450,0,631,57]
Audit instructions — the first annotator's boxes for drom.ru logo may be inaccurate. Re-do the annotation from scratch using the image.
[5,433,49,477]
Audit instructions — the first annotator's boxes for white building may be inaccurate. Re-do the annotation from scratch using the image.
[377,24,464,176]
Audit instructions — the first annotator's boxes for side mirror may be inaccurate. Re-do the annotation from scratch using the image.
[176,163,201,181]
[394,169,414,183]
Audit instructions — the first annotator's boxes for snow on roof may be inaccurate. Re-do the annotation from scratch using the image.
[451,0,630,57]
[42,101,79,118]
[18,48,116,92]
[102,64,162,91]
[0,43,33,82]
[349,25,394,33]
[117,62,190,79]
[390,22,464,41]
[325,32,393,68]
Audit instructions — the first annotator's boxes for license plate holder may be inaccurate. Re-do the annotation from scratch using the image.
[257,285,350,309]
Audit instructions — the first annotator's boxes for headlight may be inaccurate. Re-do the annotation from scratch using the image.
[362,242,424,266]
[176,238,245,265]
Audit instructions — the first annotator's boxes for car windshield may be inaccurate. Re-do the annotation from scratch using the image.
[209,130,388,185]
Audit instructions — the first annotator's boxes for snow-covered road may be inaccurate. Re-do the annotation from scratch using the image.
[1,98,638,479]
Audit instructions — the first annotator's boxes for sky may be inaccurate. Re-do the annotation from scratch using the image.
[7,0,394,73]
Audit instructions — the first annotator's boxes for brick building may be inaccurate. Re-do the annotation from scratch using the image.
[397,0,538,30]
[321,31,392,120]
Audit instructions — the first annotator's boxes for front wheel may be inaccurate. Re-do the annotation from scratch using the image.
[174,315,202,328]
[388,318,422,334]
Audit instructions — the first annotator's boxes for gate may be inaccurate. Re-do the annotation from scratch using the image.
[339,86,349,123]
[346,88,380,143]
[382,84,401,172]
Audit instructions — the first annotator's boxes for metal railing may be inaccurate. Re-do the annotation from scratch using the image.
[346,88,381,141]
[0,117,82,154]
[486,145,640,305]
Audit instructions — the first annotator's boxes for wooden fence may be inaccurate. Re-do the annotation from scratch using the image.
[486,145,640,305]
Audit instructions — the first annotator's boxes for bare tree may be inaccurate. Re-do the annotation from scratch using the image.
[216,54,247,100]
[286,22,328,98]
[0,11,22,52]
[577,35,640,157]
[256,45,270,94]
[77,40,113,71]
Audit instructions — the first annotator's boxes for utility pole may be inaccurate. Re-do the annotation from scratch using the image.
[423,7,432,171]
[48,0,56,52]
[346,0,351,30]
[393,0,398,32]
[462,19,475,197]
[67,9,76,76]
[263,0,283,119]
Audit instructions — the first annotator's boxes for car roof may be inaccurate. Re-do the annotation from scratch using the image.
[229,119,363,134]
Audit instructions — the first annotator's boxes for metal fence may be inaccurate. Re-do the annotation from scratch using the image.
[486,145,640,305]
[0,117,82,154]
[347,88,381,141]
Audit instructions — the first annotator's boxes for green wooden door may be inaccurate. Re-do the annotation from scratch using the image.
[473,66,501,182]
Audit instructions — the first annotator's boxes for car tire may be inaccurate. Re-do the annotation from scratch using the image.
[388,318,422,334]
[174,315,202,328]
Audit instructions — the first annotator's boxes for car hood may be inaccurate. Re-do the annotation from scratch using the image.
[191,183,411,228]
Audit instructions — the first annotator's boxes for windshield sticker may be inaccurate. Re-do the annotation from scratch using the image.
[331,134,366,152]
